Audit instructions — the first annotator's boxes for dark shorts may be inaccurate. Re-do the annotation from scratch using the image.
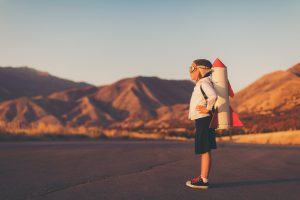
[195,115,217,154]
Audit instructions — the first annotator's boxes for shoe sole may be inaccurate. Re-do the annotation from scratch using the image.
[185,181,209,189]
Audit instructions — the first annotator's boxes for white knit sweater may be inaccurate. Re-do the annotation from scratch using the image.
[188,77,217,120]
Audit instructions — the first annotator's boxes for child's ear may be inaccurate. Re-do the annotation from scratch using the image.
[198,71,203,79]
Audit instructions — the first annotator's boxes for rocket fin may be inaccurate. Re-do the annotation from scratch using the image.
[209,108,219,128]
[228,81,234,98]
[229,106,243,127]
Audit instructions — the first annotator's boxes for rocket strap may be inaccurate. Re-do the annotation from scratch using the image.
[200,85,215,115]
[200,85,208,100]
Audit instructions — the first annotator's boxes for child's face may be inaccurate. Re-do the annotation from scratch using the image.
[190,68,200,81]
[189,62,200,81]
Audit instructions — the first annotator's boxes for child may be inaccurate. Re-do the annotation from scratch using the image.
[186,59,217,189]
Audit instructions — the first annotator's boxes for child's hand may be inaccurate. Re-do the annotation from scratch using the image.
[196,105,209,114]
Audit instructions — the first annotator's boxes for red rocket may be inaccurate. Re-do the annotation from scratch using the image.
[209,58,243,129]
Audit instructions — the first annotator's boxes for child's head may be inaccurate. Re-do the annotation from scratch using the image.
[189,59,212,82]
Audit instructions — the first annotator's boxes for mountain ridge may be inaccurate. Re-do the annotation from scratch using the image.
[0,66,93,102]
[0,64,298,134]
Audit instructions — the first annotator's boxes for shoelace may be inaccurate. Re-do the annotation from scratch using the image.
[191,177,201,183]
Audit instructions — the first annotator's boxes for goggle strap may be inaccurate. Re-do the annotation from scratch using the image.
[197,65,211,69]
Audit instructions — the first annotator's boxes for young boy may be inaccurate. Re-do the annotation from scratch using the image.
[186,59,217,189]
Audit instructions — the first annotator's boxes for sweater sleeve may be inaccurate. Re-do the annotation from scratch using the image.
[201,80,217,111]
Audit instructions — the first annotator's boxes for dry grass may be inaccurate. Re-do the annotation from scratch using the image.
[217,130,300,145]
[1,126,300,145]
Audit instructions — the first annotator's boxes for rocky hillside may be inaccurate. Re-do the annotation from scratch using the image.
[0,66,92,101]
[232,63,300,132]
[0,72,194,131]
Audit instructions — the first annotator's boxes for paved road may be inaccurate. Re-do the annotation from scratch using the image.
[0,140,299,200]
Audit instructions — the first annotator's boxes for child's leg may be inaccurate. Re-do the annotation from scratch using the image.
[200,151,211,179]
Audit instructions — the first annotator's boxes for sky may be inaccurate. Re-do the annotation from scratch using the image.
[0,0,299,91]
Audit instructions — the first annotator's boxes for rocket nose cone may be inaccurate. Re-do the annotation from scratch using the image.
[213,58,226,68]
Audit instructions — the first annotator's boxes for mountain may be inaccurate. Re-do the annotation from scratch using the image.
[288,63,300,76]
[0,74,194,131]
[0,64,299,135]
[231,63,300,132]
[0,66,93,101]
[232,63,300,114]
[0,96,62,130]
[90,76,192,123]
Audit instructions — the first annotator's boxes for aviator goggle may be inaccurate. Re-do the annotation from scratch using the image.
[189,65,211,73]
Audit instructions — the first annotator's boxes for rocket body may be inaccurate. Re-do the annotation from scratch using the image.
[211,62,231,129]
[209,58,243,129]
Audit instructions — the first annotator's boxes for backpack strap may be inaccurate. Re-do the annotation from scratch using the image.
[200,85,208,100]
[200,73,213,99]
[200,84,215,115]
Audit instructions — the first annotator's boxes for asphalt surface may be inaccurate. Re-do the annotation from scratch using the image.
[0,140,300,200]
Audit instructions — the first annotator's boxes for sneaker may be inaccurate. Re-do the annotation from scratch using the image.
[186,176,209,189]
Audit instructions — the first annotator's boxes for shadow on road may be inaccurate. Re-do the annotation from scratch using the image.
[211,178,300,189]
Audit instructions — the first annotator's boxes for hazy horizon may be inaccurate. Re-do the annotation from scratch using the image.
[0,62,298,93]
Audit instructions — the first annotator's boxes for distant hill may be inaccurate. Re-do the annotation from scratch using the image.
[0,66,93,101]
[232,63,300,114]
[288,63,300,76]
[232,63,300,132]
[89,76,193,127]
[0,74,194,131]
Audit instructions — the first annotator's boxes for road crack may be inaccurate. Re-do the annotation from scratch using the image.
[29,158,182,199]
